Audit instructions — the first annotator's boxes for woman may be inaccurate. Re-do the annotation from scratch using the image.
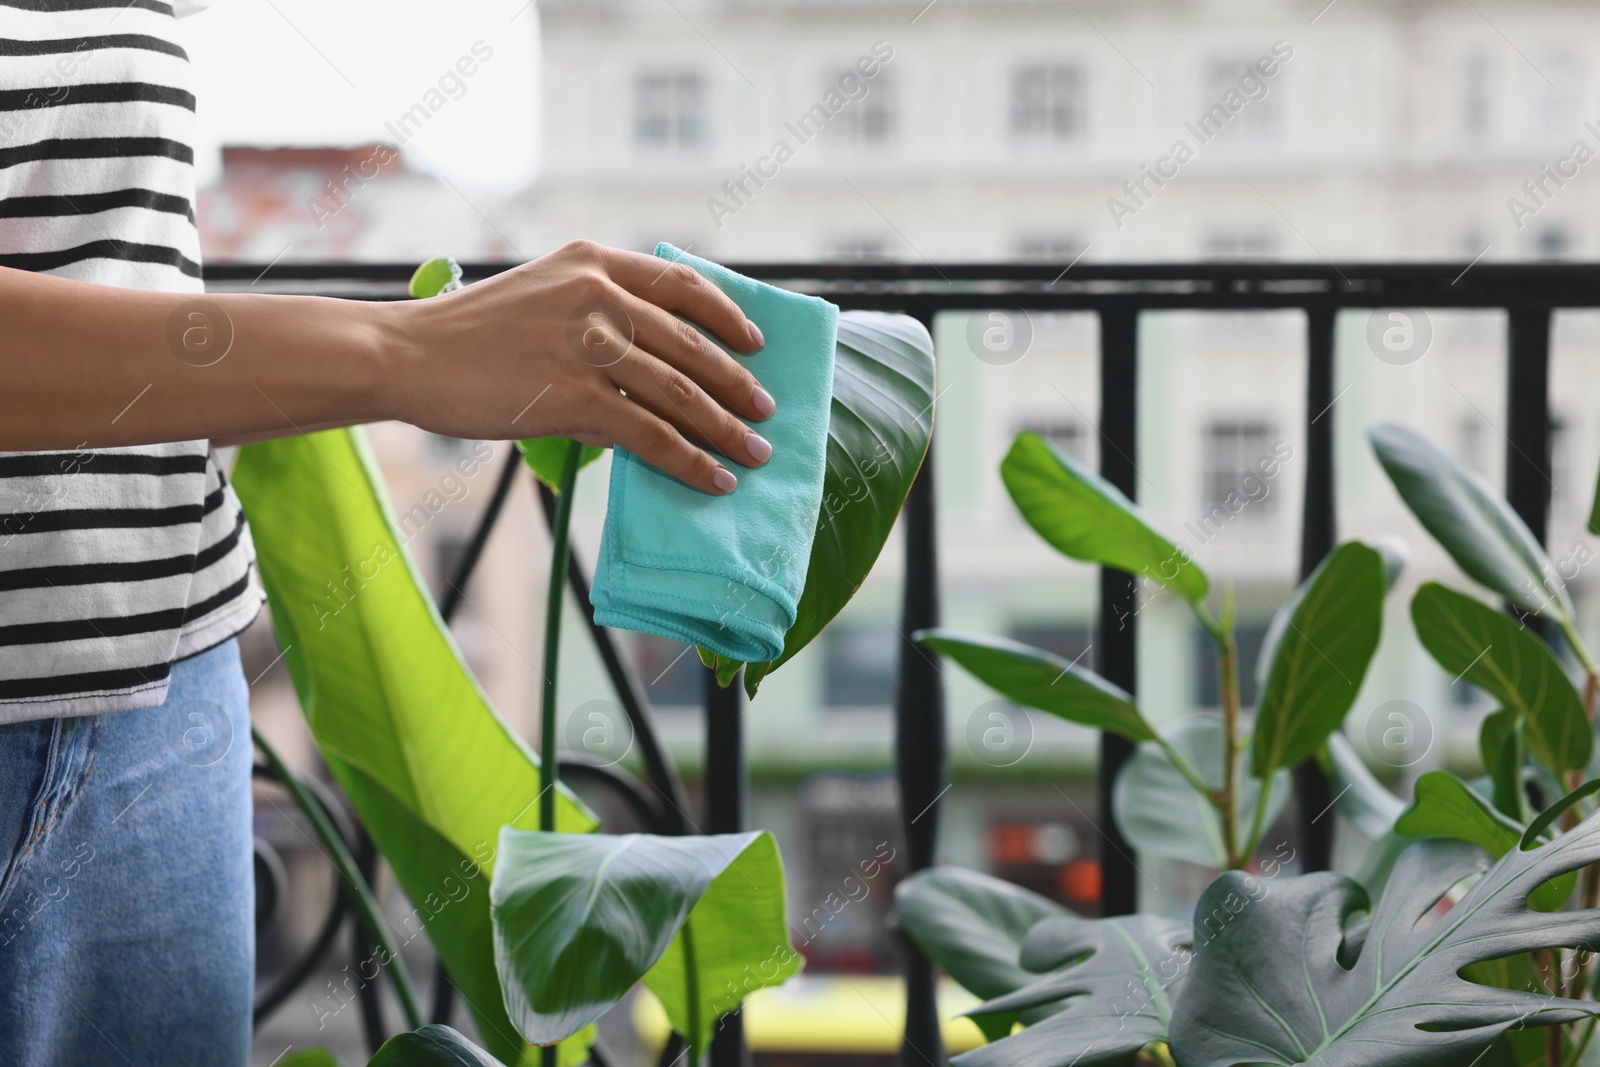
[0,1,774,1063]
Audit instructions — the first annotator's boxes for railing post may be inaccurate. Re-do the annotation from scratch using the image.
[1295,305,1338,872]
[1506,307,1553,548]
[1096,308,1139,917]
[895,426,947,1066]
[706,667,748,1067]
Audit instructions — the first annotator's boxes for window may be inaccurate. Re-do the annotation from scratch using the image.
[826,235,893,263]
[1457,414,1492,479]
[628,633,704,708]
[1010,63,1087,142]
[1014,233,1086,263]
[1193,619,1271,708]
[822,621,898,709]
[1536,225,1572,260]
[1200,419,1280,526]
[1201,58,1279,138]
[635,72,706,149]
[831,68,897,145]
[1202,229,1277,260]
[1010,623,1094,672]
[1532,51,1585,136]
[1461,51,1493,138]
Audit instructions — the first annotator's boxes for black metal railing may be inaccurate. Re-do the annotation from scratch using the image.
[220,258,1597,1067]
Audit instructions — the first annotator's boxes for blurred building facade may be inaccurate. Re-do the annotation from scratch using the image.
[210,0,1600,1003]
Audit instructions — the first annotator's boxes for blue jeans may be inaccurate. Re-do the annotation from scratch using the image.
[0,639,253,1067]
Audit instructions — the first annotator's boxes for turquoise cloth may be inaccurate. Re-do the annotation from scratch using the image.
[590,244,839,663]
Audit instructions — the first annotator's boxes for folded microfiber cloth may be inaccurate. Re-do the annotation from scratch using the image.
[590,243,840,663]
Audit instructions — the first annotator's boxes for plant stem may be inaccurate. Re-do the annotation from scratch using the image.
[1217,590,1241,869]
[539,441,583,835]
[540,442,584,1067]
[1560,616,1600,680]
[1564,1017,1596,1067]
[253,725,426,1032]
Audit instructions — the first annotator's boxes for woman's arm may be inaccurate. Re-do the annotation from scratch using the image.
[1,241,775,494]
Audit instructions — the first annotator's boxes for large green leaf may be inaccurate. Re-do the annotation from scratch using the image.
[490,829,799,1060]
[369,1025,505,1066]
[1252,542,1385,777]
[1114,716,1291,868]
[1168,821,1600,1067]
[1317,732,1404,839]
[897,867,1070,1039]
[914,630,1157,742]
[233,430,597,1066]
[1411,582,1590,771]
[1369,421,1571,621]
[1395,771,1572,910]
[742,311,936,696]
[954,913,1193,1067]
[1000,430,1207,602]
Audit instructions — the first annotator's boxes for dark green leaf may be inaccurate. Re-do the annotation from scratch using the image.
[1480,709,1530,822]
[915,630,1156,742]
[1168,824,1600,1067]
[1411,582,1590,771]
[1369,421,1571,620]
[1114,717,1290,867]
[897,867,1068,1001]
[743,311,936,696]
[369,1025,505,1066]
[1252,542,1386,777]
[952,913,1192,1067]
[1000,431,1207,602]
[234,430,596,1065]
[1318,732,1403,839]
[519,438,604,491]
[491,830,798,1058]
[1521,778,1600,850]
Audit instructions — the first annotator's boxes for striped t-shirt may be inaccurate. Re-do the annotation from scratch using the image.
[0,0,263,723]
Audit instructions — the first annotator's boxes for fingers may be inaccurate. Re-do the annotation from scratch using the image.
[599,392,740,495]
[600,247,763,355]
[607,346,772,470]
[623,294,776,423]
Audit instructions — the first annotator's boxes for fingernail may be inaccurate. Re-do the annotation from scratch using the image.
[752,385,776,418]
[712,467,738,494]
[745,433,772,463]
[748,321,764,348]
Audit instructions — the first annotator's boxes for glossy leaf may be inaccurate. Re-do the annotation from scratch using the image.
[1411,582,1590,771]
[1394,771,1572,911]
[1168,823,1600,1067]
[519,438,605,491]
[1114,716,1290,868]
[1000,431,1207,602]
[491,829,799,1059]
[1370,421,1571,620]
[915,630,1156,742]
[409,256,462,298]
[369,1026,505,1066]
[1317,732,1403,839]
[1252,542,1386,777]
[233,431,596,1066]
[743,311,936,696]
[954,913,1192,1067]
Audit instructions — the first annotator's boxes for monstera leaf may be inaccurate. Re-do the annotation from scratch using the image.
[1252,541,1386,777]
[234,431,597,1066]
[1114,716,1291,867]
[1369,422,1572,622]
[897,867,1071,1039]
[1168,821,1600,1067]
[914,630,1156,742]
[1411,582,1590,772]
[737,311,935,696]
[491,830,799,1060]
[1001,431,1207,602]
[954,913,1193,1067]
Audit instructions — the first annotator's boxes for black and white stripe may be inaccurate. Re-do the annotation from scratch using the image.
[0,0,261,721]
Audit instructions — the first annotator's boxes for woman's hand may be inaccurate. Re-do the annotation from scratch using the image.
[381,241,776,495]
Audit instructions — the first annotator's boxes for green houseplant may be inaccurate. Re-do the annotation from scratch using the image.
[232,259,937,1065]
[901,421,1600,1067]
